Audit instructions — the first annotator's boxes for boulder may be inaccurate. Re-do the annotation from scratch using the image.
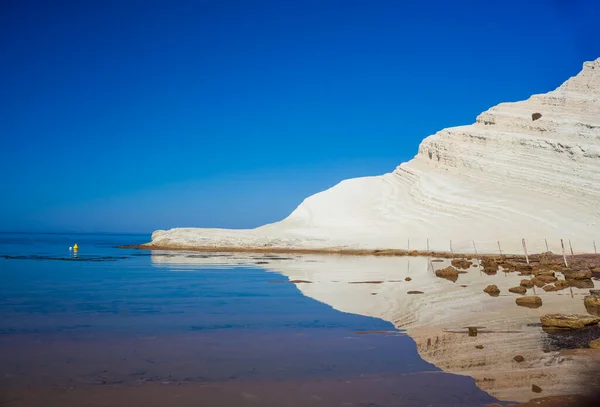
[516,296,542,308]
[563,269,592,280]
[584,295,600,308]
[483,285,500,296]
[532,384,543,393]
[535,275,558,284]
[533,269,556,277]
[531,277,547,288]
[568,279,594,289]
[520,279,534,289]
[542,284,559,292]
[435,266,462,282]
[589,339,600,349]
[513,355,525,362]
[405,277,412,281]
[451,259,472,269]
[509,286,527,295]
[475,345,484,349]
[589,289,600,296]
[554,280,570,290]
[540,314,600,329]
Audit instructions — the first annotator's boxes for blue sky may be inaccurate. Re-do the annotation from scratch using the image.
[1,0,599,234]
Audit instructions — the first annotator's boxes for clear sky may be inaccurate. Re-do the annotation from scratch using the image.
[1,0,599,234]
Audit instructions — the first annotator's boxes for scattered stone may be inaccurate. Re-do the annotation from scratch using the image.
[543,285,560,292]
[405,277,412,281]
[483,285,500,296]
[563,269,592,280]
[451,259,472,269]
[509,286,527,295]
[407,291,423,294]
[481,258,499,274]
[533,270,556,277]
[435,266,462,282]
[532,384,543,393]
[540,314,600,329]
[475,345,484,349]
[554,280,570,290]
[535,275,558,284]
[520,279,535,289]
[516,296,543,308]
[531,277,548,288]
[589,339,600,349]
[532,112,542,121]
[468,327,478,337]
[584,295,600,308]
[513,355,525,362]
[568,279,594,289]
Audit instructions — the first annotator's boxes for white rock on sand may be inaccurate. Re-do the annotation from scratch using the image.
[149,58,600,255]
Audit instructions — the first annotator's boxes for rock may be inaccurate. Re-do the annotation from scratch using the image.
[533,269,556,277]
[563,269,592,280]
[584,295,600,308]
[435,266,462,282]
[543,284,559,292]
[407,291,423,294]
[405,277,412,281]
[589,289,600,296]
[535,275,558,284]
[540,314,600,329]
[532,384,543,393]
[513,355,525,362]
[509,286,527,295]
[481,258,498,274]
[475,345,484,349]
[516,296,542,308]
[468,327,478,337]
[568,279,594,289]
[589,339,600,349]
[520,279,535,288]
[451,259,472,269]
[554,280,570,290]
[483,285,500,296]
[531,277,547,288]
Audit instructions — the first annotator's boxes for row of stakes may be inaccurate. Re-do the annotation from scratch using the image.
[408,238,597,267]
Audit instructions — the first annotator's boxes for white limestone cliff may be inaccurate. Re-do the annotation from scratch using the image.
[149,58,600,254]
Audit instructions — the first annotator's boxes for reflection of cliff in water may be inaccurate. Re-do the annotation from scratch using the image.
[151,252,600,403]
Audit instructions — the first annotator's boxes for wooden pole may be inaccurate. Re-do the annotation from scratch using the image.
[594,240,597,254]
[497,240,502,256]
[569,239,574,257]
[561,239,568,267]
[472,241,478,256]
[450,240,453,254]
[545,239,549,253]
[522,238,529,264]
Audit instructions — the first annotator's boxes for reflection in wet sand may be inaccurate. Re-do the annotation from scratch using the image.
[152,252,600,403]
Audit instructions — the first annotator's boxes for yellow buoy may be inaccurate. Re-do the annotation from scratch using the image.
[73,244,78,251]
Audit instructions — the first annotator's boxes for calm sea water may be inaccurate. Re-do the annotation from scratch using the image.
[0,233,499,407]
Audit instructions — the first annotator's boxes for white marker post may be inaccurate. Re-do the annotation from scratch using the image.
[560,239,568,267]
[497,241,502,256]
[522,238,529,264]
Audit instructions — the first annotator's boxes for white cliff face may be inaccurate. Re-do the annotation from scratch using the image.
[150,58,600,254]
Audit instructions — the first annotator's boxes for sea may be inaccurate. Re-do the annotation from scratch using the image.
[0,233,500,407]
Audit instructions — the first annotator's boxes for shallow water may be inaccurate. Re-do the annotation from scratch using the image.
[0,233,499,407]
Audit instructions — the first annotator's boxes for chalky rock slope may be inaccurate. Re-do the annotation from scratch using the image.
[150,58,600,254]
